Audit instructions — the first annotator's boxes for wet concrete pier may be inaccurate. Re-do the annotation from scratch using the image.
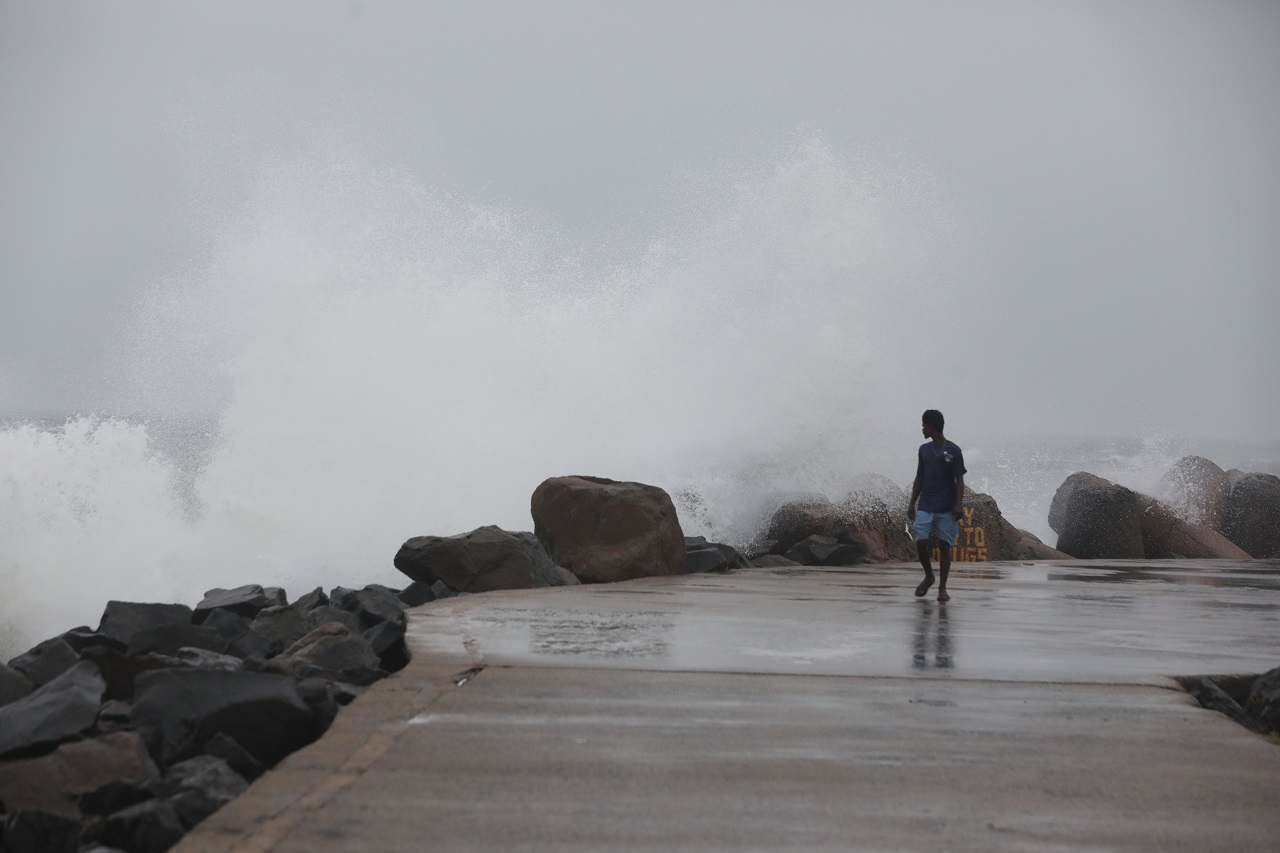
[178,560,1280,851]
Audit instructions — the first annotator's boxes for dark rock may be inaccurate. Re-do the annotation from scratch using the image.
[765,495,910,565]
[96,700,133,733]
[1157,455,1230,528]
[764,500,832,556]
[248,605,313,657]
[683,536,750,573]
[79,778,155,816]
[200,609,273,660]
[835,491,915,563]
[99,798,185,853]
[193,584,274,624]
[363,621,408,672]
[126,624,232,658]
[531,476,685,584]
[131,669,315,768]
[395,525,579,592]
[0,661,105,759]
[339,586,407,631]
[59,627,126,655]
[96,602,193,647]
[1135,494,1250,559]
[1,809,83,853]
[330,682,364,706]
[77,648,174,703]
[784,534,864,566]
[161,755,247,828]
[7,637,79,687]
[171,648,243,671]
[200,733,265,783]
[1050,473,1144,559]
[397,581,437,607]
[305,605,364,637]
[750,554,802,567]
[296,678,340,739]
[328,586,359,610]
[1048,472,1112,535]
[0,664,34,708]
[1220,472,1280,558]
[293,586,328,611]
[0,731,159,817]
[430,580,459,599]
[276,623,385,686]
[1187,678,1249,726]
[262,587,288,607]
[1243,665,1280,733]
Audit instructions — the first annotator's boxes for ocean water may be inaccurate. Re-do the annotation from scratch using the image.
[3,140,1275,659]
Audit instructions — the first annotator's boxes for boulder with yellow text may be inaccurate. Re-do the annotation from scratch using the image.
[942,491,1072,562]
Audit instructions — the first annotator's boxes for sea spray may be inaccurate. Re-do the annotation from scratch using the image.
[4,138,958,655]
[6,136,1276,661]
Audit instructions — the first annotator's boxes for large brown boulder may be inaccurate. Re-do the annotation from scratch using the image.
[531,476,685,584]
[394,525,578,593]
[1050,473,1145,559]
[1220,473,1280,557]
[1135,494,1250,559]
[0,732,159,817]
[1156,456,1230,529]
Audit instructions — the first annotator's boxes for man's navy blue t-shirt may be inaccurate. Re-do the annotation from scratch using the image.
[917,440,967,513]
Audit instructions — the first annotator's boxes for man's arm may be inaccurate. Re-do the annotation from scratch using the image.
[953,474,964,516]
[908,472,923,519]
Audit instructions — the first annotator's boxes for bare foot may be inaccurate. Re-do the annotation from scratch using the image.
[915,576,935,597]
[937,589,951,602]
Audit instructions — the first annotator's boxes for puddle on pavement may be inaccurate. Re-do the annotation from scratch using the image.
[948,568,1005,581]
[1047,569,1280,591]
[471,609,674,659]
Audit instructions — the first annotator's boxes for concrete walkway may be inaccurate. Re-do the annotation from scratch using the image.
[178,560,1280,851]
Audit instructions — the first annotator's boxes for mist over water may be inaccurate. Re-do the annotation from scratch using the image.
[4,131,1278,660]
[0,139,953,651]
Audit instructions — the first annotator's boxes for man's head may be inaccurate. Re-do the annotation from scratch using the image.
[921,409,945,440]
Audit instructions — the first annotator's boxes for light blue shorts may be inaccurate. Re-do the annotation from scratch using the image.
[912,510,959,546]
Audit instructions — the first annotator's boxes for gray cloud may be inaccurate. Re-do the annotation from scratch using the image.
[2,0,1277,439]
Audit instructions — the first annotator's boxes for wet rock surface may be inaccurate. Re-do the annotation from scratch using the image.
[0,662,106,759]
[1,578,418,852]
[1052,459,1279,560]
[1051,475,1145,559]
[683,536,751,573]
[531,476,686,583]
[1221,472,1280,558]
[1183,666,1280,740]
[395,525,579,592]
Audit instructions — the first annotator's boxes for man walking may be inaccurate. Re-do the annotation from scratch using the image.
[907,409,966,602]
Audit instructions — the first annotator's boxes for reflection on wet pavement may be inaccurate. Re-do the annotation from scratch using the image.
[912,602,953,671]
[410,559,1280,684]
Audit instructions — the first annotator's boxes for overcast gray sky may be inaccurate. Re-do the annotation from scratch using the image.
[2,0,1278,439]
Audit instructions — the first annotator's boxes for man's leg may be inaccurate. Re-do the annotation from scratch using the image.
[915,539,935,597]
[937,543,951,602]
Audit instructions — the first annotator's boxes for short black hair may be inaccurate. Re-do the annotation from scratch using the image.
[922,409,945,432]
